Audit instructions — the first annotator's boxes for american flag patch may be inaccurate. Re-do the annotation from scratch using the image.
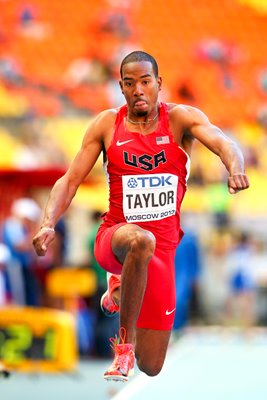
[156,136,170,145]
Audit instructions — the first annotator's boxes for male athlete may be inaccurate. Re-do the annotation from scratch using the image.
[32,51,249,382]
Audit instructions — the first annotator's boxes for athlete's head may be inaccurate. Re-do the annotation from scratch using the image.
[119,51,162,117]
[120,51,158,78]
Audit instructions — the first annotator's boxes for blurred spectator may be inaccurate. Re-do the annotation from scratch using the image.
[34,218,68,307]
[85,210,119,357]
[1,198,41,306]
[250,238,267,325]
[200,231,231,324]
[63,58,109,89]
[16,3,51,40]
[86,210,106,293]
[51,218,68,267]
[225,231,256,327]
[0,55,22,85]
[196,38,240,65]
[175,81,197,106]
[243,145,260,169]
[0,243,12,306]
[97,6,132,40]
[205,182,231,229]
[19,4,35,27]
[173,215,203,331]
[196,38,241,92]
[76,297,97,356]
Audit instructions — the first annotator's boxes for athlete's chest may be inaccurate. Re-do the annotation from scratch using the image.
[107,130,180,173]
[111,134,182,223]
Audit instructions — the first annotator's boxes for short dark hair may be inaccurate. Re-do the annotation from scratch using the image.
[120,51,158,78]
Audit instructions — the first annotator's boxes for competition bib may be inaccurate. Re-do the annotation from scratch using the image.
[122,173,178,222]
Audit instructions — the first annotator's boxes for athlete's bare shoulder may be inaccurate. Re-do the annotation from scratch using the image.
[83,107,119,140]
[90,108,118,128]
[166,103,210,154]
[167,103,209,124]
[166,103,191,113]
[83,107,124,152]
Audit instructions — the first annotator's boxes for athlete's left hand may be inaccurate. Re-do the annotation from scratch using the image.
[228,173,250,194]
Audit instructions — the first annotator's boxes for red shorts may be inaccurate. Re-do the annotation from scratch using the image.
[94,222,176,330]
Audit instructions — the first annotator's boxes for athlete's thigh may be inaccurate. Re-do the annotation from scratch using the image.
[135,328,172,375]
[136,247,176,330]
[111,223,156,263]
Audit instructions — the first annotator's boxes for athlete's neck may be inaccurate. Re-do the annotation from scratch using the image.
[127,112,158,125]
[126,104,159,126]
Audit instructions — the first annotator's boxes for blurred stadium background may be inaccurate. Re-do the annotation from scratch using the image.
[0,0,267,399]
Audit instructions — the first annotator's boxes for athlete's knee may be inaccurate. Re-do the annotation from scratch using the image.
[129,229,156,258]
[136,357,163,377]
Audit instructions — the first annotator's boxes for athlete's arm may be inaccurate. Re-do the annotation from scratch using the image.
[33,110,114,256]
[171,105,250,194]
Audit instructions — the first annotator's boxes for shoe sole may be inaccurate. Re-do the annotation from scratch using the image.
[100,290,119,317]
[104,368,134,382]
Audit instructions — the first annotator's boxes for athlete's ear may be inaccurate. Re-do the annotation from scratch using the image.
[119,80,124,94]
[158,76,162,91]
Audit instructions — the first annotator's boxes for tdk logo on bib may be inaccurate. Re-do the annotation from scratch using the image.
[127,178,138,188]
[127,176,173,189]
[122,173,178,222]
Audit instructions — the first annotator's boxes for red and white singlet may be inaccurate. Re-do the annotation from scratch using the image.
[102,102,190,250]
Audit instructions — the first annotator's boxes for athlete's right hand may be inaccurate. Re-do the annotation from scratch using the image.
[227,172,250,194]
[32,227,55,256]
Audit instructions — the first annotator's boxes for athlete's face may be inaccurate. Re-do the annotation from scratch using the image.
[119,61,162,116]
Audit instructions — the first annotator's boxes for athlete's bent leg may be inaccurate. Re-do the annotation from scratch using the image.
[97,223,175,381]
[103,224,156,381]
[111,224,156,344]
[135,328,172,376]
